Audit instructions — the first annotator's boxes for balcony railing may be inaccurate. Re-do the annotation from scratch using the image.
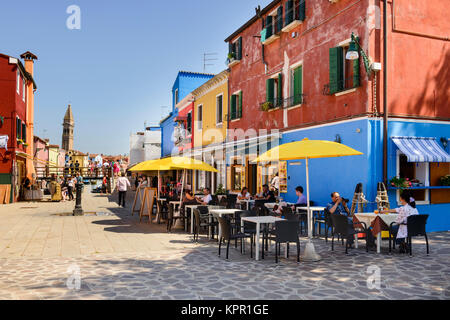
[323,76,360,95]
[261,94,305,111]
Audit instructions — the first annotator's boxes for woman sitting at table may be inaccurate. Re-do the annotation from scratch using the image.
[237,187,251,200]
[381,190,419,253]
[180,190,198,217]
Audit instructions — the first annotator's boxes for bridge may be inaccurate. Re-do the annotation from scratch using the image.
[34,166,114,180]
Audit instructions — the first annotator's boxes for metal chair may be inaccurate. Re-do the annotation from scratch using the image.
[389,214,429,256]
[330,214,368,254]
[217,216,253,260]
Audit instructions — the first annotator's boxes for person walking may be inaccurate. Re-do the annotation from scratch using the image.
[67,176,75,201]
[115,173,131,207]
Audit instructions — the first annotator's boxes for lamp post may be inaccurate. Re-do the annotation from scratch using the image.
[73,182,84,216]
[346,32,373,76]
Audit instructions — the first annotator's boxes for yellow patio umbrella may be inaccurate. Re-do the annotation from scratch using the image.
[255,138,363,261]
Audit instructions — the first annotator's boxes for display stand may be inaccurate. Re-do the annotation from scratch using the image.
[139,188,155,223]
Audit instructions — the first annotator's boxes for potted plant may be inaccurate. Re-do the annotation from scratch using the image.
[215,184,227,196]
[389,176,412,189]
[440,175,450,186]
[17,139,23,145]
[261,101,273,112]
[227,52,235,62]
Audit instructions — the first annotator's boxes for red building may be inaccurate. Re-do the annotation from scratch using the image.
[0,52,37,203]
[174,93,195,153]
[223,0,450,233]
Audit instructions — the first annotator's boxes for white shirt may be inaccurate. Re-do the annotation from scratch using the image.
[116,177,131,192]
[395,204,419,239]
[203,194,212,204]
[271,176,280,189]
[238,192,250,200]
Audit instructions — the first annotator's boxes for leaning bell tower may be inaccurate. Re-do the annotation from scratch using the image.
[62,104,74,151]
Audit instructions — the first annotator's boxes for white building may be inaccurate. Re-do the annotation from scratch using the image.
[129,127,161,166]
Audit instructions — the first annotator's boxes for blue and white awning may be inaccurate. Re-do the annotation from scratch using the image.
[392,136,450,163]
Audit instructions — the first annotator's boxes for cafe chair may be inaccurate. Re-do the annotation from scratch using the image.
[265,221,301,263]
[193,207,215,242]
[217,217,253,260]
[330,214,368,254]
[389,214,429,256]
[209,195,219,206]
[226,194,238,209]
[219,196,228,207]
[166,203,184,233]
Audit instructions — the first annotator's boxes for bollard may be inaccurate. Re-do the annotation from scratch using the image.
[73,182,84,216]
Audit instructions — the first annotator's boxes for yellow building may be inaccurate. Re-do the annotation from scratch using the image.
[48,145,60,175]
[191,70,228,192]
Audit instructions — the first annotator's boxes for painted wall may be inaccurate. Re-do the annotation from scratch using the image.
[387,119,450,232]
[177,101,194,152]
[160,111,178,158]
[193,80,228,148]
[226,0,370,134]
[172,72,215,111]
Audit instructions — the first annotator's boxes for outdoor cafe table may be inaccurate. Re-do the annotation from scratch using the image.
[169,201,185,229]
[296,206,326,236]
[240,216,285,261]
[185,204,201,234]
[237,199,255,210]
[209,209,242,240]
[354,212,399,253]
[155,198,167,224]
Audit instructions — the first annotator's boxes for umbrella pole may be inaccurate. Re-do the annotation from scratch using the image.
[301,157,321,262]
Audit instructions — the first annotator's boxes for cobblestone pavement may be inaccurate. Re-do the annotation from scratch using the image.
[0,186,448,300]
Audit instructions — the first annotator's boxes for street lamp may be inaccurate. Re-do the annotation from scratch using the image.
[346,32,373,77]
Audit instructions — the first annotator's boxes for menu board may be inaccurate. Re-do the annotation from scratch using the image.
[279,161,288,193]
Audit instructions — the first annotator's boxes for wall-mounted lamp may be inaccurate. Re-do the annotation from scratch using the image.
[440,137,448,149]
[346,32,373,77]
[356,128,361,133]
[335,134,342,144]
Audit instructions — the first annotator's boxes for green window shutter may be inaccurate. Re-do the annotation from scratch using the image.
[277,73,283,106]
[16,118,20,139]
[285,0,293,26]
[353,36,360,87]
[329,46,344,94]
[299,0,306,21]
[266,78,275,104]
[230,95,237,119]
[293,66,303,105]
[276,6,283,33]
[228,42,233,56]
[238,91,243,118]
[237,37,242,60]
[266,16,273,38]
[22,123,26,142]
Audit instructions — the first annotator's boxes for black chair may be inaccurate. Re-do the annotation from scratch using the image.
[265,221,301,263]
[193,206,216,242]
[209,195,219,206]
[330,214,368,254]
[217,217,253,260]
[226,194,238,209]
[389,214,429,256]
[218,196,228,207]
[167,203,184,233]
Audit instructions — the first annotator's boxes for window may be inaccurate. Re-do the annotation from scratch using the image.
[16,117,21,140]
[290,65,303,106]
[228,37,242,62]
[216,94,223,125]
[186,112,192,136]
[23,80,26,102]
[230,92,242,120]
[284,0,306,27]
[174,89,179,105]
[17,71,20,94]
[396,152,429,204]
[266,74,282,108]
[197,105,203,130]
[22,122,26,142]
[329,41,360,94]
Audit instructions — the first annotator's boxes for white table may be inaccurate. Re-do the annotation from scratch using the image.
[264,203,278,210]
[296,206,326,236]
[209,209,241,240]
[169,201,184,229]
[241,216,285,261]
[355,213,399,253]
[237,199,255,210]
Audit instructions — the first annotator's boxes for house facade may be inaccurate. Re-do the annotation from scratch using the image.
[224,0,450,231]
[0,52,37,203]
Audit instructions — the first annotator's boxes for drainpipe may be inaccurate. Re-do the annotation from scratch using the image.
[383,0,388,185]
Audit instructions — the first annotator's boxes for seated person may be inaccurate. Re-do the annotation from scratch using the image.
[237,187,251,200]
[381,190,419,253]
[180,189,198,217]
[292,186,307,209]
[196,188,212,205]
[256,184,276,202]
[326,192,355,246]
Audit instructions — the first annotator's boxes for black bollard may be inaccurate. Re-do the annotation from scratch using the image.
[73,182,84,216]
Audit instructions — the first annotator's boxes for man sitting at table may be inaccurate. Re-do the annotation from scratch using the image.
[196,188,213,205]
[294,186,307,206]
[327,192,355,246]
[256,184,276,202]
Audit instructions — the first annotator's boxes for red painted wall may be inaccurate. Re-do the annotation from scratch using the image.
[177,101,195,152]
[0,54,28,173]
[226,0,449,137]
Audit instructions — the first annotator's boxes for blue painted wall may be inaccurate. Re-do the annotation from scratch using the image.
[160,110,178,158]
[172,71,214,111]
[387,120,450,232]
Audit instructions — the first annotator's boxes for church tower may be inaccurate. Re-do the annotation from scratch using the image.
[62,104,74,151]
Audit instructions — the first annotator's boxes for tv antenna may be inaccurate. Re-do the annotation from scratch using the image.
[203,53,218,72]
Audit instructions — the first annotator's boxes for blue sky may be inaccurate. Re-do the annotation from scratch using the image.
[0,0,272,155]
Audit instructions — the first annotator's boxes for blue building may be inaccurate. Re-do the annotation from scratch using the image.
[160,71,214,158]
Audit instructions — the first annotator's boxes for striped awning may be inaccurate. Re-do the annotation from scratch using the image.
[392,136,450,163]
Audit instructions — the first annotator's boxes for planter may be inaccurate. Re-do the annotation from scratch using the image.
[261,102,273,112]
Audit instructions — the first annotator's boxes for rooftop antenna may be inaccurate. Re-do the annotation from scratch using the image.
[203,52,218,72]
